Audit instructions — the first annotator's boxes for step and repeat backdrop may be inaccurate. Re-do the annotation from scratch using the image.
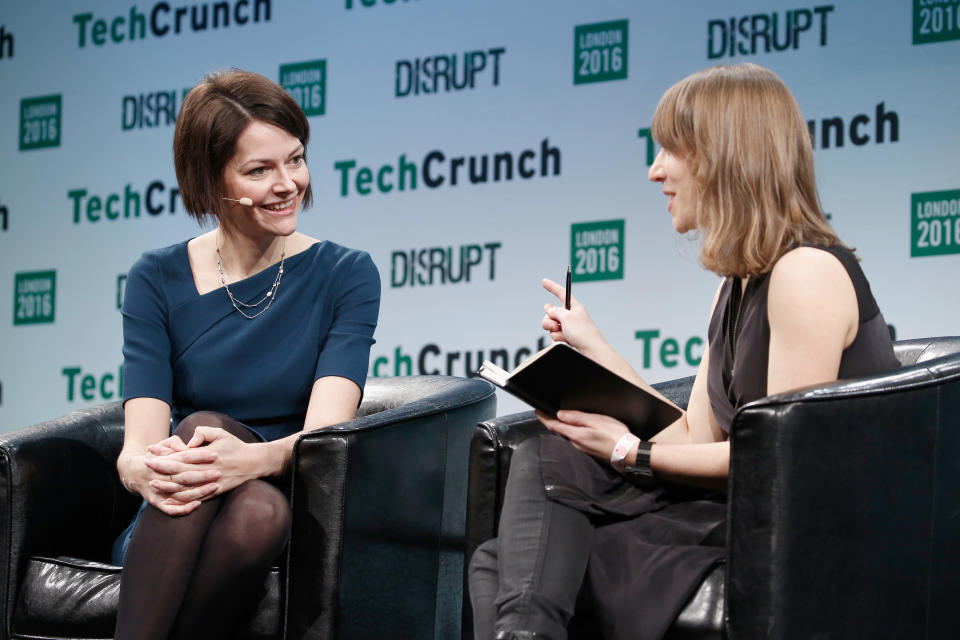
[1,0,958,431]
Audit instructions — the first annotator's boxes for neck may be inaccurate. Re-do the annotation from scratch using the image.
[216,227,287,280]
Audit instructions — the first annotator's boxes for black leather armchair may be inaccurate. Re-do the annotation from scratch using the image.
[463,337,960,639]
[0,375,496,640]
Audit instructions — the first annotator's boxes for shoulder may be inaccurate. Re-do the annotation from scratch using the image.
[127,240,190,285]
[314,240,379,279]
[767,246,858,343]
[769,245,849,286]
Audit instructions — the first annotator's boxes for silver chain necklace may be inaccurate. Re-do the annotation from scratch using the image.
[216,233,286,319]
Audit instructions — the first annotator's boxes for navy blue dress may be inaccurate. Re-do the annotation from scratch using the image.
[114,239,380,563]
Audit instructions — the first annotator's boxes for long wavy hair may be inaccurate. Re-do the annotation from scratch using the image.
[652,63,846,278]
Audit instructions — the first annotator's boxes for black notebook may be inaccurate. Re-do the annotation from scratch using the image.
[477,341,682,440]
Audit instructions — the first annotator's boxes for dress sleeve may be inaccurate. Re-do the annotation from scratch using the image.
[121,252,173,407]
[314,250,381,391]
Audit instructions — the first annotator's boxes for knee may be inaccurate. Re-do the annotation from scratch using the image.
[508,438,543,483]
[469,538,499,579]
[173,411,230,440]
[222,485,292,563]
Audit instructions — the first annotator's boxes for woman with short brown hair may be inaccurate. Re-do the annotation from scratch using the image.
[114,69,380,639]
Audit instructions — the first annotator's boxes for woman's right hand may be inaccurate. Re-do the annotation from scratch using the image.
[117,447,221,517]
[541,278,608,354]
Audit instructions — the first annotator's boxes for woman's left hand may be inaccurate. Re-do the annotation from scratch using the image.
[536,409,631,462]
[144,427,260,500]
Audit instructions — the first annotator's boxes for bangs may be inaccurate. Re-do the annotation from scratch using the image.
[651,75,697,156]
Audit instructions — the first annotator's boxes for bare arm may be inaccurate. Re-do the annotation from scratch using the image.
[541,249,858,491]
[255,375,363,476]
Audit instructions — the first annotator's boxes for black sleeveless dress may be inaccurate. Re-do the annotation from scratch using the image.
[538,244,898,640]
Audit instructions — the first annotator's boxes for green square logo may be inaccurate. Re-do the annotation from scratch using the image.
[20,95,62,150]
[911,189,960,257]
[571,220,624,282]
[14,270,56,325]
[280,60,326,116]
[913,0,960,44]
[574,20,628,85]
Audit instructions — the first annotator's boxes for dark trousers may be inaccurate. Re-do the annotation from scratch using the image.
[468,439,593,640]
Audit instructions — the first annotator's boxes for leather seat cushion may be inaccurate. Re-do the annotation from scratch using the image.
[13,556,281,640]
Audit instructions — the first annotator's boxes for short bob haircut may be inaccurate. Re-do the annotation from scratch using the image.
[173,69,313,225]
[652,63,845,278]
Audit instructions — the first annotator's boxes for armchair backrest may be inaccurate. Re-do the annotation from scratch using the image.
[727,336,960,639]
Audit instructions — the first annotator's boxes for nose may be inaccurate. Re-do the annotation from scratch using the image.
[648,149,665,183]
[273,166,298,194]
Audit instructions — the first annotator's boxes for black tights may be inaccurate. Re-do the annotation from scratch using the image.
[115,412,292,640]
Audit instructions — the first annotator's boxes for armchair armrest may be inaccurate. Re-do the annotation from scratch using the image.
[727,351,960,639]
[0,402,137,635]
[286,375,496,640]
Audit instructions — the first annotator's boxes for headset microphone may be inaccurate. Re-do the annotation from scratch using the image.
[222,197,253,206]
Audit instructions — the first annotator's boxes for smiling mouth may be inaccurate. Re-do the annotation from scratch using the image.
[262,199,295,212]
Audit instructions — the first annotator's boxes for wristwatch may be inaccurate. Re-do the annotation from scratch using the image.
[623,440,654,487]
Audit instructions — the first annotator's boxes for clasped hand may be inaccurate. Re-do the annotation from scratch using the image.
[136,428,254,516]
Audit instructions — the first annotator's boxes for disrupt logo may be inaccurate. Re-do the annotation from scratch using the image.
[122,88,190,130]
[335,138,561,197]
[69,180,181,224]
[396,47,505,97]
[73,0,271,47]
[708,5,834,58]
[391,242,501,288]
[806,102,899,150]
[0,25,13,59]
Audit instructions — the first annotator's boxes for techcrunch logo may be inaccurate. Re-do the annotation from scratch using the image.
[396,48,505,97]
[20,95,61,151]
[123,88,190,130]
[14,271,56,326]
[68,180,181,224]
[73,0,271,48]
[371,336,550,378]
[911,189,960,257]
[806,103,899,150]
[334,139,561,197]
[635,329,704,369]
[914,0,960,44]
[63,366,123,402]
[391,242,501,288]
[0,200,8,232]
[0,25,13,59]
[708,5,833,59]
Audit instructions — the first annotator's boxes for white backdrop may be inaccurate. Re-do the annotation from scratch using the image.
[2,0,959,431]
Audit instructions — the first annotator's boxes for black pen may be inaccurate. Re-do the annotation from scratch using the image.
[565,264,572,310]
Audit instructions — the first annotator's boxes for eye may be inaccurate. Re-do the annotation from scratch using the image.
[290,155,305,166]
[248,166,266,176]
